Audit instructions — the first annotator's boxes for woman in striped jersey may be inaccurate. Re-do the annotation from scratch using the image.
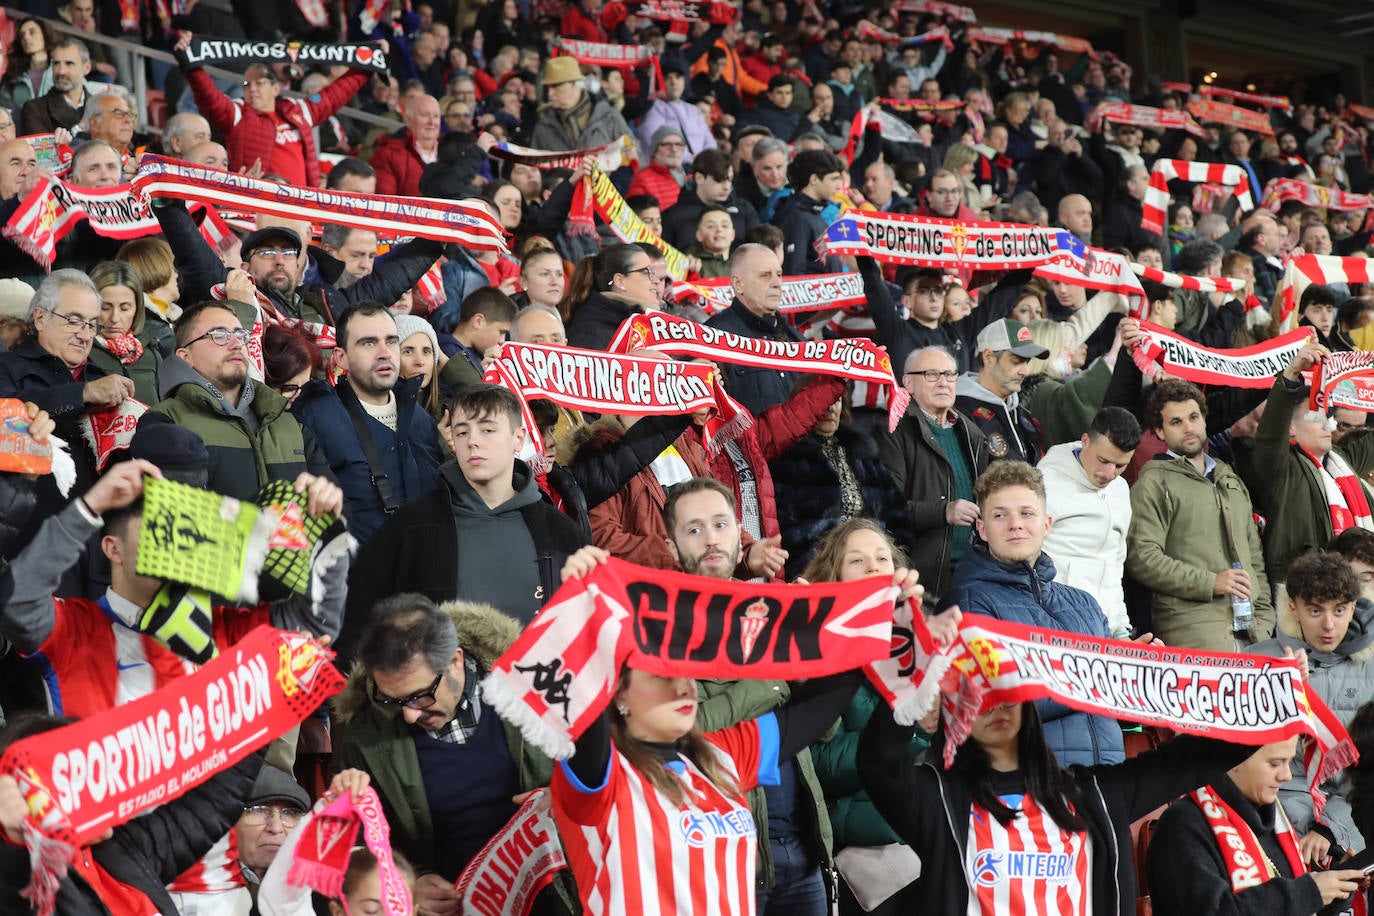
[860,695,1267,915]
[549,546,947,916]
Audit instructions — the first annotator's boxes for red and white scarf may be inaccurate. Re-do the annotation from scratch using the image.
[1129,320,1312,386]
[454,790,566,916]
[2,627,342,916]
[1090,101,1206,138]
[1261,177,1374,213]
[670,272,868,316]
[132,154,507,253]
[1191,785,1304,891]
[1300,445,1374,537]
[480,557,897,759]
[965,28,1094,55]
[4,177,163,269]
[97,332,145,366]
[819,210,1079,271]
[1033,246,1147,316]
[1132,262,1248,295]
[893,0,977,23]
[1274,254,1374,332]
[856,22,954,51]
[288,787,411,913]
[487,135,634,174]
[81,399,147,471]
[1198,85,1293,115]
[553,37,657,69]
[622,0,737,21]
[864,600,951,727]
[607,310,910,431]
[1141,159,1255,234]
[1187,98,1275,136]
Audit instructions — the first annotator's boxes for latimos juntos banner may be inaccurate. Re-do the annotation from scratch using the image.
[181,35,389,73]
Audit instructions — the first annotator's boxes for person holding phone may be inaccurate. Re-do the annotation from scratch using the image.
[1146,737,1366,915]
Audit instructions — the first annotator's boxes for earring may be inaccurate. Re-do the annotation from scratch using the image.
[616,704,629,716]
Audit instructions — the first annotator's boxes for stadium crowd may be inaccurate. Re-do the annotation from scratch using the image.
[5,0,1374,914]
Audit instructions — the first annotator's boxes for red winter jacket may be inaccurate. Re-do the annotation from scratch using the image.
[687,375,846,540]
[370,130,430,197]
[626,162,685,210]
[186,68,370,189]
[560,4,606,42]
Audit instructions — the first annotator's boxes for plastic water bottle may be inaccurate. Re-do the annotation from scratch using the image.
[1230,562,1254,634]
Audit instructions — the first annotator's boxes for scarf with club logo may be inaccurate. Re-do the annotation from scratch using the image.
[1192,785,1305,892]
[1090,101,1206,138]
[1198,85,1293,115]
[1129,320,1313,387]
[178,35,389,73]
[288,787,411,912]
[1141,159,1255,234]
[1187,98,1276,136]
[1274,255,1374,332]
[481,557,897,759]
[5,177,163,269]
[1261,177,1374,213]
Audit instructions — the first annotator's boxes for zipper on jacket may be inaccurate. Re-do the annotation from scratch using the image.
[934,766,978,901]
[1085,774,1121,912]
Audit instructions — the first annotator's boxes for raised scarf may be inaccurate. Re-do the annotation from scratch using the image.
[178,35,389,74]
[893,0,978,23]
[606,310,910,431]
[482,342,747,468]
[487,135,632,172]
[1132,262,1248,295]
[5,177,162,268]
[1129,320,1312,387]
[1141,159,1255,234]
[288,787,411,913]
[1,626,343,916]
[1261,177,1374,213]
[1033,245,1147,316]
[1190,785,1304,891]
[818,210,1081,271]
[621,0,738,22]
[582,165,691,277]
[1275,255,1374,332]
[1090,101,1206,138]
[481,557,897,758]
[965,28,1095,55]
[1198,85,1293,115]
[1187,98,1276,136]
[132,154,507,253]
[670,272,868,317]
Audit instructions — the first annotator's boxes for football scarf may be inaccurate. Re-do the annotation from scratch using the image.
[892,0,977,23]
[1274,255,1374,332]
[454,790,567,916]
[607,310,910,432]
[178,34,389,74]
[1191,785,1304,891]
[136,477,280,605]
[4,177,162,269]
[1,626,342,916]
[1261,177,1374,213]
[621,0,738,22]
[132,155,507,253]
[1132,263,1248,295]
[1141,159,1255,234]
[1301,445,1374,537]
[1090,101,1206,138]
[938,614,1357,819]
[863,600,951,727]
[1032,246,1147,316]
[855,22,954,51]
[96,332,145,366]
[552,38,660,93]
[1187,98,1276,136]
[818,210,1080,271]
[136,582,217,665]
[965,28,1094,55]
[80,398,147,471]
[1198,85,1293,115]
[255,479,353,604]
[481,557,897,759]
[288,787,411,913]
[670,272,868,316]
[582,165,691,278]
[1129,321,1313,387]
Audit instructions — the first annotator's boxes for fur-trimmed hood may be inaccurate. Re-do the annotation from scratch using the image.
[332,599,522,724]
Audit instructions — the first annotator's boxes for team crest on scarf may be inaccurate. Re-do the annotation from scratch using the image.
[738,599,770,661]
[950,223,969,260]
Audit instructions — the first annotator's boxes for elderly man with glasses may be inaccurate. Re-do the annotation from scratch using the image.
[876,345,990,601]
[333,591,578,916]
[146,295,335,500]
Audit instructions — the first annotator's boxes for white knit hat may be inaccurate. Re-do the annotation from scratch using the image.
[0,278,35,322]
[392,313,441,358]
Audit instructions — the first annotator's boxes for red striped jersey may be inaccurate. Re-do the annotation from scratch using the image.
[552,713,780,916]
[965,793,1091,916]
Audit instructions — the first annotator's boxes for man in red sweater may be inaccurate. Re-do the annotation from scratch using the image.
[627,126,688,210]
[177,36,372,188]
[370,94,441,197]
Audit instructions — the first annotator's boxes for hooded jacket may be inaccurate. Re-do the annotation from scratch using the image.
[1252,598,1374,851]
[941,545,1125,766]
[1039,441,1132,637]
[1237,377,1374,584]
[290,376,443,546]
[332,600,576,913]
[661,184,760,252]
[529,92,632,153]
[1127,452,1274,652]
[1145,773,1325,916]
[860,703,1255,916]
[955,373,1043,464]
[148,355,331,501]
[338,459,586,665]
[773,191,842,276]
[876,407,989,601]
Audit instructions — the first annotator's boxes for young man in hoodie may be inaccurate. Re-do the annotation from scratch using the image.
[1253,551,1374,864]
[772,148,845,275]
[339,384,586,664]
[1040,407,1140,639]
[954,318,1049,465]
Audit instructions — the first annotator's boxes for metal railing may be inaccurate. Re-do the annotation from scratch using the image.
[1,7,399,136]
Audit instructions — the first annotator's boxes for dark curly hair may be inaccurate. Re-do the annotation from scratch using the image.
[1286,551,1360,606]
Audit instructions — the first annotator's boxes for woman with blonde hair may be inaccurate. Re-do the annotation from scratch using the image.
[941,144,996,216]
[1019,316,1116,445]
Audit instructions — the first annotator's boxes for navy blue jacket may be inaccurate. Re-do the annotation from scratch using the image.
[705,299,803,416]
[291,376,443,545]
[940,544,1125,767]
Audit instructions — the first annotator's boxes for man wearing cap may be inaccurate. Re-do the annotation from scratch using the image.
[235,766,311,897]
[637,65,716,168]
[627,126,690,211]
[955,318,1049,465]
[530,56,631,153]
[291,303,443,546]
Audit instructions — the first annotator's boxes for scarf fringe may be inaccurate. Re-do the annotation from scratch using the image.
[480,672,576,760]
[287,859,346,900]
[704,408,754,458]
[237,504,282,606]
[893,652,954,727]
[20,822,73,916]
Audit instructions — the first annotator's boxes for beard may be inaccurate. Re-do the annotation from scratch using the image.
[679,542,741,579]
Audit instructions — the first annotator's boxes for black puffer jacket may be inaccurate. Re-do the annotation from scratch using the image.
[0,750,263,915]
[565,292,645,352]
[769,426,914,580]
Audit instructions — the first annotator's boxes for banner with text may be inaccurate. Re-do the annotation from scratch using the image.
[453,790,566,916]
[818,210,1079,271]
[671,272,868,315]
[180,34,388,73]
[1131,321,1311,387]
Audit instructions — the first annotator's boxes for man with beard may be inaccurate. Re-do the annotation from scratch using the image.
[665,478,835,916]
[19,38,95,134]
[147,297,333,499]
[292,304,442,545]
[1127,379,1274,652]
[955,319,1049,465]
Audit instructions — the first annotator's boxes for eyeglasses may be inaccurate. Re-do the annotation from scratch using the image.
[241,804,306,827]
[44,309,102,334]
[279,382,305,397]
[185,327,251,347]
[250,248,300,260]
[905,369,960,382]
[370,672,444,710]
[623,266,656,282]
[242,77,275,88]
